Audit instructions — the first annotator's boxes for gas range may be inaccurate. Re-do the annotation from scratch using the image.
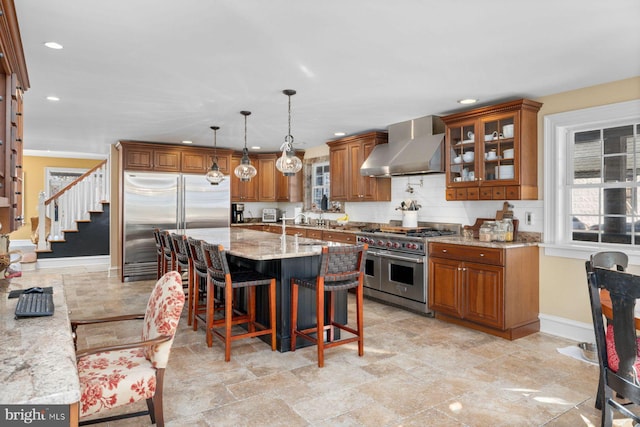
[356,223,460,256]
[357,221,461,315]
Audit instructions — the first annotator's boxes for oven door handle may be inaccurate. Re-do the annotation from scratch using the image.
[376,251,425,264]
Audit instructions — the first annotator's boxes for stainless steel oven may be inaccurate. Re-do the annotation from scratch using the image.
[358,221,460,315]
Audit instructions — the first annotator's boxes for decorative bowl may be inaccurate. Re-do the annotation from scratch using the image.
[462,152,474,162]
[453,156,462,164]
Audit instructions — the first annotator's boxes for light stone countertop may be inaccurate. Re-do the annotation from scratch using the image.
[0,273,80,405]
[173,227,349,261]
[426,235,540,249]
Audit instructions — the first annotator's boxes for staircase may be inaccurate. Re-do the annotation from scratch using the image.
[36,160,110,258]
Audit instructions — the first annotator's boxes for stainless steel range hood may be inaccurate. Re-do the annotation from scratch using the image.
[360,115,445,177]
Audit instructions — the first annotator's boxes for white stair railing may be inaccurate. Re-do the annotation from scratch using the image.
[37,160,109,251]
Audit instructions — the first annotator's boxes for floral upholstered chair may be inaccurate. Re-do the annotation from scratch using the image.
[71,271,185,426]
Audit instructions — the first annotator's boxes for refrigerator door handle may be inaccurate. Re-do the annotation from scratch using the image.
[177,175,184,230]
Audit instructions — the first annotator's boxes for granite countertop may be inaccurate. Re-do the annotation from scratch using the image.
[427,235,539,249]
[176,227,349,261]
[0,274,80,405]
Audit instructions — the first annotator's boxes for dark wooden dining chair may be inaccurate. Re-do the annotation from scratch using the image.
[187,237,211,328]
[153,228,164,279]
[587,251,628,411]
[159,230,175,273]
[290,243,367,367]
[586,256,640,426]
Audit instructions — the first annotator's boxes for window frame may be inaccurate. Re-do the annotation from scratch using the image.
[543,99,640,263]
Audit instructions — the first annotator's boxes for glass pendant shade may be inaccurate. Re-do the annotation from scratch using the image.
[206,126,226,185]
[276,89,302,176]
[276,146,302,176]
[233,111,257,182]
[235,147,257,182]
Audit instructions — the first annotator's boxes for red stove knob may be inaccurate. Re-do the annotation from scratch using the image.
[386,241,392,247]
[393,242,400,249]
[377,240,384,246]
[407,243,414,249]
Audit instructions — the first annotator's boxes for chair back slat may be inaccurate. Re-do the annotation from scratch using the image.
[590,266,640,383]
[170,233,189,265]
[201,242,231,284]
[318,244,366,283]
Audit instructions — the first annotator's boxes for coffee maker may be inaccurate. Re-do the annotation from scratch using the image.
[231,203,244,223]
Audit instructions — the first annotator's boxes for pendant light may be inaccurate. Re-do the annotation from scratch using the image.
[276,89,303,176]
[206,126,226,185]
[234,111,257,182]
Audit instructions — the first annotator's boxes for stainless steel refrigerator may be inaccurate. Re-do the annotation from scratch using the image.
[122,171,230,281]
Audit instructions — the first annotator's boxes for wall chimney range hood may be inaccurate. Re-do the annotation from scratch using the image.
[360,115,446,177]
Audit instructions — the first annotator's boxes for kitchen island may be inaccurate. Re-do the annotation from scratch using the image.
[177,227,352,352]
[0,275,80,425]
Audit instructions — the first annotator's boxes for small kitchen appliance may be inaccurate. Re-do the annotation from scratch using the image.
[262,208,278,223]
[231,203,245,223]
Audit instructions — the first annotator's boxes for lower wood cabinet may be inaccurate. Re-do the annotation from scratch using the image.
[254,224,356,244]
[428,242,539,340]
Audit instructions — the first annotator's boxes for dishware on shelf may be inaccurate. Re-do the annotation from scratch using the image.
[485,150,497,160]
[468,171,475,180]
[467,131,474,140]
[453,156,462,164]
[462,151,474,162]
[497,165,514,179]
[503,148,514,159]
[502,124,514,138]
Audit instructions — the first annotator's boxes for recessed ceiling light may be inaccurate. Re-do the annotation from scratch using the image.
[458,98,478,105]
[46,96,60,101]
[251,146,261,150]
[44,41,63,50]
[334,132,346,137]
[182,140,193,144]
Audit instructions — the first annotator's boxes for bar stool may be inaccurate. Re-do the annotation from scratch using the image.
[201,242,276,362]
[159,230,175,273]
[187,237,210,328]
[152,228,164,279]
[170,232,190,295]
[290,244,367,367]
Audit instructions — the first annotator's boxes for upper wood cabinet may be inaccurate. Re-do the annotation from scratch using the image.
[118,141,233,175]
[258,154,277,201]
[0,1,29,232]
[276,152,303,202]
[442,99,542,201]
[230,153,259,202]
[327,131,391,202]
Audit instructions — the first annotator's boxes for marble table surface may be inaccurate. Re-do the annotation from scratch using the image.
[171,227,349,260]
[0,273,80,404]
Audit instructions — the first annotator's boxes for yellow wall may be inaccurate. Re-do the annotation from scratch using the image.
[536,76,640,324]
[10,156,103,240]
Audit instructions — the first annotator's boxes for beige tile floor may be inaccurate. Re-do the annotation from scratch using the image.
[19,267,623,426]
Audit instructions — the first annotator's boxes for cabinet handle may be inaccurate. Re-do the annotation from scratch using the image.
[442,249,447,253]
[479,253,485,257]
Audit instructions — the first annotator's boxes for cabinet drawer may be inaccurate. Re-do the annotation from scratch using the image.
[445,188,456,201]
[306,229,323,239]
[505,186,520,199]
[429,243,504,266]
[323,230,356,244]
[466,187,479,200]
[492,186,505,199]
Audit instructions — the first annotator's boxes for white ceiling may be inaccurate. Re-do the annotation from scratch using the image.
[14,0,640,157]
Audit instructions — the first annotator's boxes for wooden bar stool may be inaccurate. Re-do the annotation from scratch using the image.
[290,244,367,367]
[152,228,164,279]
[170,232,190,296]
[159,230,175,273]
[201,242,276,362]
[187,237,210,328]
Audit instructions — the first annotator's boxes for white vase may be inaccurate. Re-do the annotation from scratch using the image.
[402,210,418,228]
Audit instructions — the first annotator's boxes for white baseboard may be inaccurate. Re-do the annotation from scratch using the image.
[539,313,595,343]
[36,255,110,270]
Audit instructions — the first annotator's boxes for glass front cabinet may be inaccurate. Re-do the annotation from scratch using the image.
[442,99,542,201]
